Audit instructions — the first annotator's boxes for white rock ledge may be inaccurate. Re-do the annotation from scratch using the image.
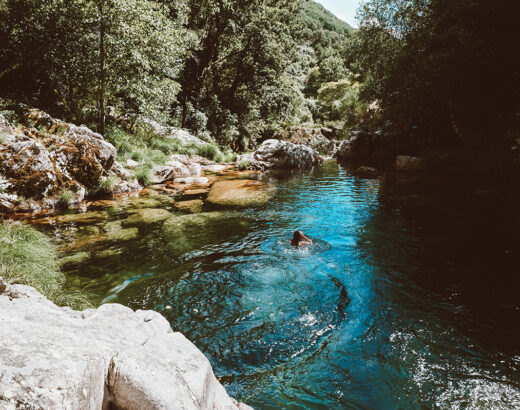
[0,278,252,410]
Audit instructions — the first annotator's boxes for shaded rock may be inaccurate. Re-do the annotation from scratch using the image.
[0,193,16,213]
[336,130,396,164]
[395,155,424,172]
[152,166,175,184]
[0,280,250,410]
[57,211,107,225]
[59,251,90,267]
[175,199,204,214]
[354,166,380,178]
[124,208,171,226]
[182,189,209,200]
[206,179,274,208]
[111,161,130,180]
[15,199,42,214]
[274,127,338,156]
[106,227,139,242]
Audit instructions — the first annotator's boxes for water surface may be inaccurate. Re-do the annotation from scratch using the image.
[46,160,520,408]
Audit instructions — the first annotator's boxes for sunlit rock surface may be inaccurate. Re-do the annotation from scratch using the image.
[0,278,252,410]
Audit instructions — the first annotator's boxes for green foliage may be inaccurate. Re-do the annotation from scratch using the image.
[59,189,74,207]
[350,0,519,143]
[0,223,91,309]
[134,165,153,186]
[237,159,251,170]
[98,176,118,193]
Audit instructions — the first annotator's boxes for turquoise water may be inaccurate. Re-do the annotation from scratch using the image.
[57,160,520,408]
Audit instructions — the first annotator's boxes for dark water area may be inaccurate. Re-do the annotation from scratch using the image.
[41,160,520,408]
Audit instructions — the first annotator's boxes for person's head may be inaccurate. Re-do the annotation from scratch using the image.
[291,230,304,246]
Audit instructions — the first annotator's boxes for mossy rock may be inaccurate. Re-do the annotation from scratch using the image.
[124,208,172,226]
[175,200,204,214]
[106,227,139,241]
[205,180,274,209]
[59,251,89,267]
[56,211,107,225]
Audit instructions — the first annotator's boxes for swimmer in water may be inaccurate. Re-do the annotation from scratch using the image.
[291,231,312,247]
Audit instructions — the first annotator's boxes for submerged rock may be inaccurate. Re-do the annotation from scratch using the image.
[124,208,172,226]
[354,166,380,178]
[0,279,251,410]
[175,199,204,214]
[206,179,274,208]
[59,251,90,267]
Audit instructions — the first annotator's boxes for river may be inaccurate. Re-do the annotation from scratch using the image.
[36,160,520,408]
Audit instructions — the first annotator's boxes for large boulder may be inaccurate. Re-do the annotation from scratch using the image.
[239,139,323,171]
[0,279,251,410]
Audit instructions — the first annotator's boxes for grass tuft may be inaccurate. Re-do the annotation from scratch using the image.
[0,223,92,309]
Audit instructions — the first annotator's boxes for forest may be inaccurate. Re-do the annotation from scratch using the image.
[1,0,518,158]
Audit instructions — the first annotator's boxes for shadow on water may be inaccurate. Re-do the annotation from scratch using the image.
[38,160,520,408]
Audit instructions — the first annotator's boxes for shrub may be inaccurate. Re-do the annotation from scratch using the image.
[0,223,91,309]
[237,160,251,170]
[98,176,119,194]
[134,165,153,186]
[59,189,74,207]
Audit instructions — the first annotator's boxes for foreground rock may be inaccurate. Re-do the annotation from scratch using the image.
[206,179,274,208]
[0,279,251,410]
[238,139,323,171]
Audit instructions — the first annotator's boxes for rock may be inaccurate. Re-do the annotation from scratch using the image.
[124,208,171,226]
[106,227,139,242]
[59,251,90,267]
[152,166,176,184]
[189,163,202,177]
[174,177,210,185]
[182,189,209,200]
[15,199,42,214]
[274,127,338,156]
[175,199,204,214]
[0,113,15,143]
[57,211,107,225]
[203,164,227,174]
[354,166,380,178]
[0,193,16,213]
[0,137,57,198]
[164,159,191,178]
[125,159,140,170]
[111,161,130,180]
[0,281,249,410]
[395,155,424,172]
[336,130,395,164]
[238,140,322,171]
[321,127,334,140]
[206,179,274,208]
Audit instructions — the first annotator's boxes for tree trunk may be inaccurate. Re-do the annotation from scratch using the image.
[98,1,106,136]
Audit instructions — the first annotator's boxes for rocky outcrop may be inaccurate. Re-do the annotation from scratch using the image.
[0,108,139,213]
[0,278,251,410]
[273,127,339,156]
[238,139,323,171]
[335,130,395,164]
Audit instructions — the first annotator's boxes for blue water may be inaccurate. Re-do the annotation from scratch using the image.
[58,160,520,408]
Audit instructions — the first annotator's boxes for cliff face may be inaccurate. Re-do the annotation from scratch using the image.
[0,278,252,410]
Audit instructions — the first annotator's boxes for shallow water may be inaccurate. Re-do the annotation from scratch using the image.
[44,160,520,408]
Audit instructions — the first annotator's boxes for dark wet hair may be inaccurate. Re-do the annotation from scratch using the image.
[291,231,303,246]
